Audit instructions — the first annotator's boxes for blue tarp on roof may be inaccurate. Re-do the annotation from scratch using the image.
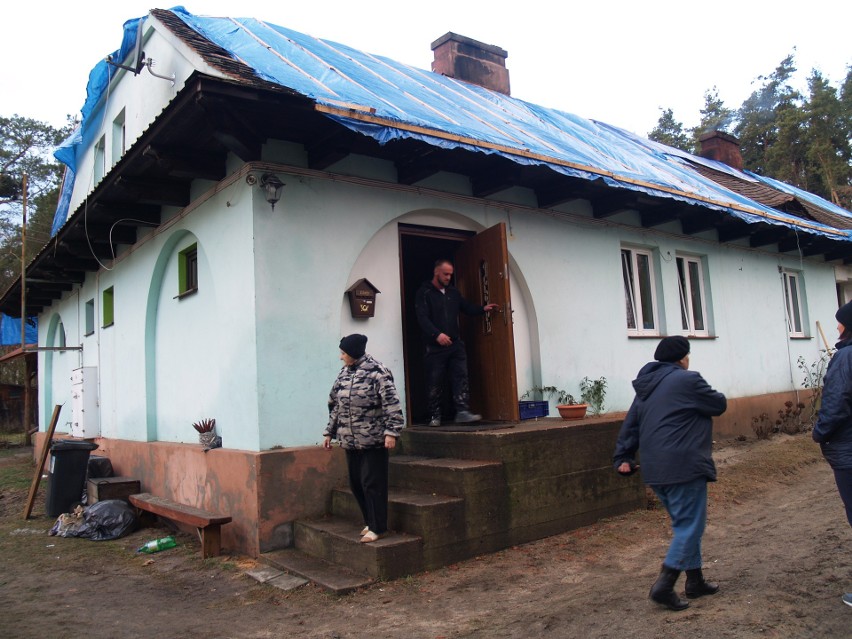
[51,6,852,243]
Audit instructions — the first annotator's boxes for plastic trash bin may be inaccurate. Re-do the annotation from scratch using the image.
[46,440,99,517]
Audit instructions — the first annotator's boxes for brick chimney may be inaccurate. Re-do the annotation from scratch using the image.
[431,32,510,95]
[698,131,743,170]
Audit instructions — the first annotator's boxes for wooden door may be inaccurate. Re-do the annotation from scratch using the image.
[454,223,519,421]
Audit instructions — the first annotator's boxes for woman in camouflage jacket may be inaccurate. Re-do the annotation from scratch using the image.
[324,334,404,542]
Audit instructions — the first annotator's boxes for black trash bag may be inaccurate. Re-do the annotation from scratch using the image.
[49,499,137,541]
[87,455,114,479]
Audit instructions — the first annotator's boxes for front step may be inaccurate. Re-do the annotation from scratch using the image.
[294,515,423,580]
[389,455,504,497]
[331,486,465,538]
[261,548,373,595]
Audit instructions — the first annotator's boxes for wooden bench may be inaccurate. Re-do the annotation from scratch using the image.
[129,493,232,559]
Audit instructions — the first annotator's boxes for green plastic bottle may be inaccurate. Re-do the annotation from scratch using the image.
[137,536,177,553]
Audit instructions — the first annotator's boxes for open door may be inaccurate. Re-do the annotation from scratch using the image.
[454,223,519,421]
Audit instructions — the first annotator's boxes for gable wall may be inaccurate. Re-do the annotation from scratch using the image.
[39,178,262,450]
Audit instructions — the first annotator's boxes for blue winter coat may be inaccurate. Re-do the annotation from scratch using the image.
[812,339,852,470]
[613,361,727,486]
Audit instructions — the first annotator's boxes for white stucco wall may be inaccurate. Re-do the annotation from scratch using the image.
[245,154,840,447]
[39,176,261,450]
[38,20,842,450]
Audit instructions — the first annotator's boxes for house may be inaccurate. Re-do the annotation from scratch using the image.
[3,8,851,566]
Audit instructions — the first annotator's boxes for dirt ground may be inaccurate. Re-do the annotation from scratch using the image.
[1,432,850,639]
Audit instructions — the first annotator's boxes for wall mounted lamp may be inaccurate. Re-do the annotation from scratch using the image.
[260,173,285,210]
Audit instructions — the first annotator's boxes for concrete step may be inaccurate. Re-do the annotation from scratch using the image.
[331,486,465,539]
[389,455,504,496]
[260,548,372,595]
[294,515,423,580]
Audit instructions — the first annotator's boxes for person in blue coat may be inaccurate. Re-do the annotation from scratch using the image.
[613,336,727,611]
[812,300,852,608]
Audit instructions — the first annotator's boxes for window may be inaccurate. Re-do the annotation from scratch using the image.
[178,243,198,297]
[783,270,805,337]
[102,287,114,328]
[57,321,66,348]
[677,255,709,337]
[94,135,106,184]
[111,109,126,166]
[85,299,95,336]
[621,247,658,335]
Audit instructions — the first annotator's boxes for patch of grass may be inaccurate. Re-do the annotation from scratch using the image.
[0,450,34,490]
[710,434,822,506]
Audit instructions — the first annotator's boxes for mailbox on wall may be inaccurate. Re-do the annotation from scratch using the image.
[345,278,380,319]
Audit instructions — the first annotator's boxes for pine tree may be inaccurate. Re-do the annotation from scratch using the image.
[690,87,736,151]
[648,108,691,152]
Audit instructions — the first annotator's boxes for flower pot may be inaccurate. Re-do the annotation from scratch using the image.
[556,404,587,420]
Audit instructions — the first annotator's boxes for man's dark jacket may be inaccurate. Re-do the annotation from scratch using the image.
[813,339,852,470]
[613,361,727,486]
[414,281,484,345]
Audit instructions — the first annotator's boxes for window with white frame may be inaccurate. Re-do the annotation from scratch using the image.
[621,247,659,335]
[111,109,126,167]
[677,255,709,337]
[94,135,106,184]
[782,270,805,337]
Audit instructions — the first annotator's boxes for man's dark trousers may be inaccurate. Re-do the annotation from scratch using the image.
[425,340,471,420]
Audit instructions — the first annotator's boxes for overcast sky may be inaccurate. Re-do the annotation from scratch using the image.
[1,1,849,138]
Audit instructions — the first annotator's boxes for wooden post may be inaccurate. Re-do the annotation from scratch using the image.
[23,404,62,520]
[23,353,34,446]
[20,173,27,348]
[816,321,833,354]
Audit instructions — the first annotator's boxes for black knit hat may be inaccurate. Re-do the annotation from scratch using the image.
[339,334,367,359]
[836,301,852,329]
[654,336,690,363]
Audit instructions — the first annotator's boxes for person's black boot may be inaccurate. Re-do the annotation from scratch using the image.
[684,567,719,598]
[649,564,689,611]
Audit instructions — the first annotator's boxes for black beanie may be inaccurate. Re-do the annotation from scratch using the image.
[339,334,367,359]
[654,336,690,363]
[836,301,852,329]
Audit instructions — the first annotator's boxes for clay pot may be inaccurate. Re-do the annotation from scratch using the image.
[556,404,587,420]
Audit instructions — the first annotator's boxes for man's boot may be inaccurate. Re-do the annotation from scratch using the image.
[684,567,719,598]
[649,564,689,611]
[454,410,481,423]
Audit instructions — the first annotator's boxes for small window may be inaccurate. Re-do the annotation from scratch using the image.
[111,109,126,166]
[85,299,95,336]
[57,321,66,349]
[621,247,659,335]
[102,287,114,328]
[677,255,709,337]
[94,135,106,184]
[783,270,805,337]
[178,243,198,297]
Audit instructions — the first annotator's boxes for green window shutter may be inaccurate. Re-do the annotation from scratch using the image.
[103,287,114,327]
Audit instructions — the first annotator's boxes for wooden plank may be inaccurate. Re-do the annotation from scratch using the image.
[129,493,231,528]
[200,526,222,558]
[23,404,62,520]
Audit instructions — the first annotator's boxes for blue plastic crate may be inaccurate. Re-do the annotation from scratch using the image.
[519,401,549,420]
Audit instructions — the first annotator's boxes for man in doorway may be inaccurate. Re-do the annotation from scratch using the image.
[415,259,499,427]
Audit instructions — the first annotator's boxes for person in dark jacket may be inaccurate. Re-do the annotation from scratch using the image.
[812,301,852,608]
[323,334,404,543]
[613,336,727,611]
[414,259,498,427]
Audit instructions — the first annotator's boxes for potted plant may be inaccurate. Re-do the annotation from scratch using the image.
[522,386,587,420]
[555,393,587,420]
[579,376,607,417]
[192,418,222,450]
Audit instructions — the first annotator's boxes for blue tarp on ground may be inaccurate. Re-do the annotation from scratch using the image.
[50,6,852,244]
